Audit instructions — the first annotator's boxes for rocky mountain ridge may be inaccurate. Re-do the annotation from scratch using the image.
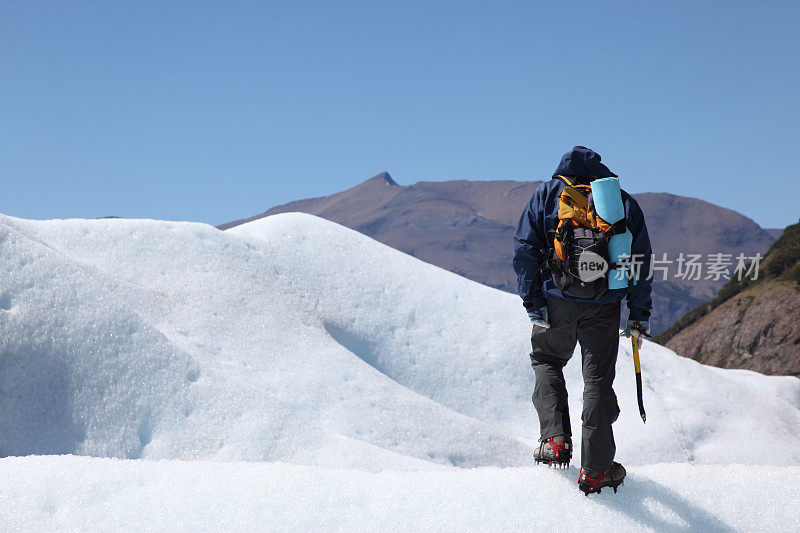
[657,220,800,376]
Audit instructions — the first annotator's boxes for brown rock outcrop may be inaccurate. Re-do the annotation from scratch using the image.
[666,283,800,376]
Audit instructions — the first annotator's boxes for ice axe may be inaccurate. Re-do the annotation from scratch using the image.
[622,326,649,423]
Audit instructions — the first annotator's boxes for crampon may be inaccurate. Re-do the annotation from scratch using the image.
[578,462,626,495]
[533,436,572,468]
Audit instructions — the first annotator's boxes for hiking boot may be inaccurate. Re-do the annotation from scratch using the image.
[578,462,626,495]
[533,435,572,467]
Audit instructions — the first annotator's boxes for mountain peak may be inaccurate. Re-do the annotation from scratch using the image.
[365,171,398,187]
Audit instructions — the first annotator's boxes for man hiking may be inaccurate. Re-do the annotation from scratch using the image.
[513,146,653,495]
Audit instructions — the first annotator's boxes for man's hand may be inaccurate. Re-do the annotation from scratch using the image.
[623,319,650,340]
[528,306,551,329]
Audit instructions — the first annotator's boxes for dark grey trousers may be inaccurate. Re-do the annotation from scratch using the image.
[530,298,621,471]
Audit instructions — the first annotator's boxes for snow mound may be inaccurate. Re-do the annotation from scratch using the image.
[0,222,195,459]
[1,212,799,470]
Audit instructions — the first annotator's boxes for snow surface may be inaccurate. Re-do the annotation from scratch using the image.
[1,456,798,532]
[1,212,799,530]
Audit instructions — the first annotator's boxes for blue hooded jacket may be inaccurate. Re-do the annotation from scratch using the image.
[512,147,653,321]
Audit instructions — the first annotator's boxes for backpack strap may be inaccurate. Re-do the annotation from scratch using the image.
[555,174,594,188]
[554,174,574,187]
[603,219,628,238]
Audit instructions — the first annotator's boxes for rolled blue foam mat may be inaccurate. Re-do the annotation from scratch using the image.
[591,177,625,223]
[607,229,633,288]
[591,177,631,289]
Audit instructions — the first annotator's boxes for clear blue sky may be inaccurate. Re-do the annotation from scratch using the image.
[1,1,798,228]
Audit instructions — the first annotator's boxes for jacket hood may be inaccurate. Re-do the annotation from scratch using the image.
[552,146,618,179]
